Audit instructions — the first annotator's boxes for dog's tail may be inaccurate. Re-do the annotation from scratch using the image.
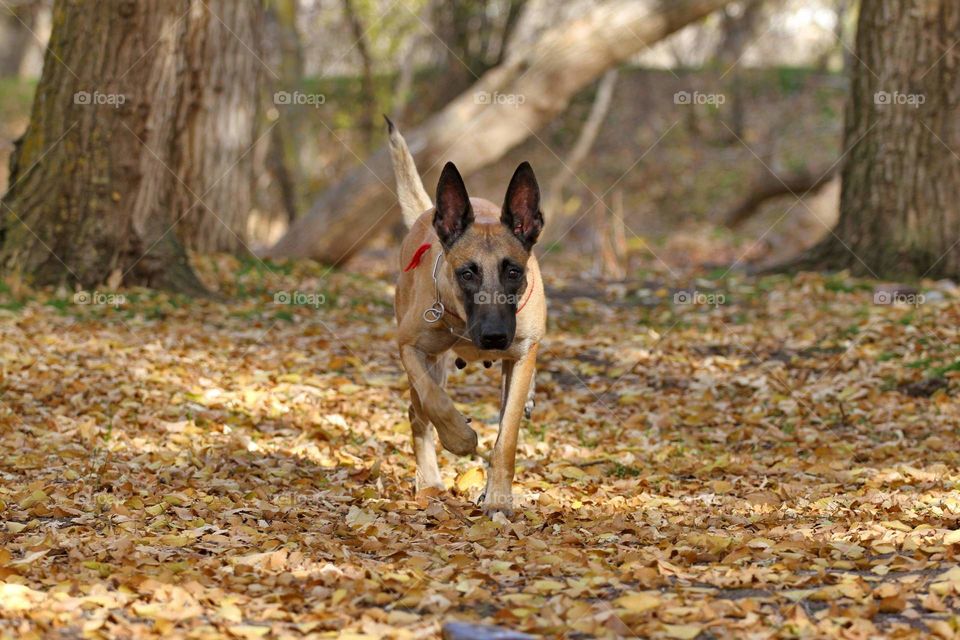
[385,115,432,229]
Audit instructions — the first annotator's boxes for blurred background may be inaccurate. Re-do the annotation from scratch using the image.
[0,0,858,287]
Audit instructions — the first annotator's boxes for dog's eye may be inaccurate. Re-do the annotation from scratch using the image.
[507,268,523,280]
[459,270,474,282]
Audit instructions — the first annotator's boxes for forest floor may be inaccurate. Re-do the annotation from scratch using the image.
[1,255,959,639]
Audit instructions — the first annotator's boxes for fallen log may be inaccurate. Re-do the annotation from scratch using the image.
[263,0,739,265]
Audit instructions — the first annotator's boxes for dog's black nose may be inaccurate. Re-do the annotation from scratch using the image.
[479,333,509,350]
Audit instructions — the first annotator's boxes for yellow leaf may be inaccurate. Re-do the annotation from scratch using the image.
[614,592,660,614]
[663,624,703,640]
[935,565,960,584]
[12,549,49,566]
[532,579,565,594]
[19,490,47,509]
[159,535,190,547]
[220,600,243,623]
[455,467,485,492]
[228,625,270,639]
[0,583,44,611]
[783,589,816,602]
[559,466,586,480]
[344,506,376,527]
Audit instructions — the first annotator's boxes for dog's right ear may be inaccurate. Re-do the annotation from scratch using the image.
[433,162,474,249]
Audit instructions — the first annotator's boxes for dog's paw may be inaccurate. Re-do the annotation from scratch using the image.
[482,501,514,519]
[415,476,445,495]
[436,414,478,456]
[479,489,514,518]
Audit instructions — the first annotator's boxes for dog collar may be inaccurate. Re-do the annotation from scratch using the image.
[423,250,452,324]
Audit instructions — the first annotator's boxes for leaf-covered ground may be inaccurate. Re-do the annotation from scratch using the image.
[1,257,959,639]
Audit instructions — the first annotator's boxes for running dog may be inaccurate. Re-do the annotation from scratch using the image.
[387,117,545,516]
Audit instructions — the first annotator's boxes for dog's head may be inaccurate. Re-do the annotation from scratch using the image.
[432,161,543,350]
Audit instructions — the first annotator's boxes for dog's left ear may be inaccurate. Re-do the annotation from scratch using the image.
[501,162,543,251]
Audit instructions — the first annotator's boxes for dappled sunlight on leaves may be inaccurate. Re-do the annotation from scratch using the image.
[0,259,959,638]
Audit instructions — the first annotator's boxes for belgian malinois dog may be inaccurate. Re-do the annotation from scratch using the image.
[387,117,545,516]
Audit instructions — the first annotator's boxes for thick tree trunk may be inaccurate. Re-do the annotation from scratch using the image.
[792,0,960,279]
[172,0,262,254]
[0,0,262,291]
[265,0,736,265]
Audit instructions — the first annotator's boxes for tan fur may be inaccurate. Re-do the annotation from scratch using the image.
[394,188,546,517]
[385,116,433,229]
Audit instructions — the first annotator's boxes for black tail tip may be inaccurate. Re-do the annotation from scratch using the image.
[383,114,395,133]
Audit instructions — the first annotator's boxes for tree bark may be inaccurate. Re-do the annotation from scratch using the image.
[789,0,960,279]
[171,0,262,254]
[0,0,262,291]
[265,0,737,265]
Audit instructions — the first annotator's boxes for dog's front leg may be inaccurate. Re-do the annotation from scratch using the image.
[400,345,478,456]
[483,343,538,516]
[408,355,448,492]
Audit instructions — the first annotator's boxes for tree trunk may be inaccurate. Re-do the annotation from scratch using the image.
[792,0,960,279]
[265,0,737,265]
[716,0,766,141]
[265,0,305,222]
[171,0,261,254]
[0,0,262,292]
[341,0,376,150]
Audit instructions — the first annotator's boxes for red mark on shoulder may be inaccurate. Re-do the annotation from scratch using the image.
[403,243,432,272]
